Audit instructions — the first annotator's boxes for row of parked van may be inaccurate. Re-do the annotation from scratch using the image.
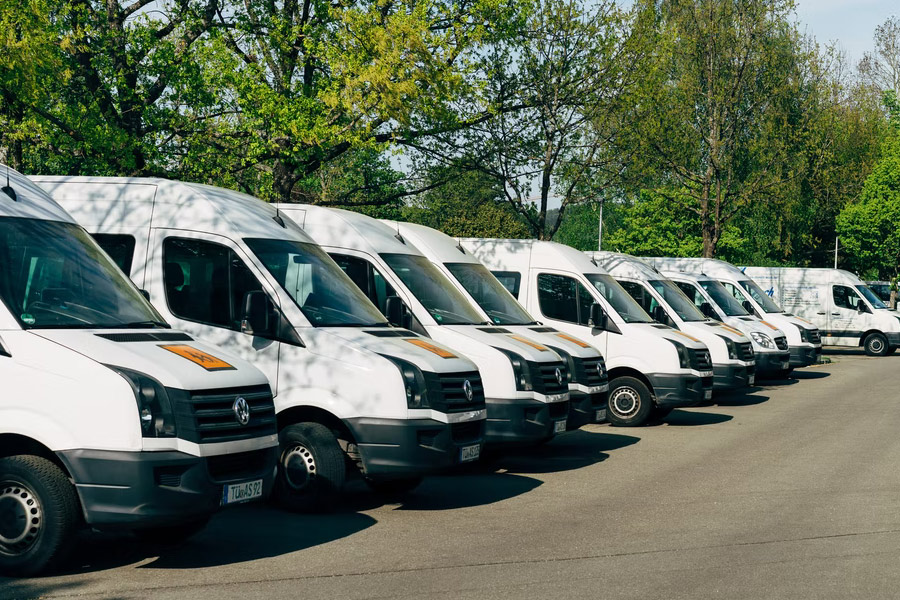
[2,165,894,577]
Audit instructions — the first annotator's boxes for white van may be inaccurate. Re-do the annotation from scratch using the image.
[652,270,792,376]
[644,257,822,368]
[390,221,609,428]
[278,205,572,445]
[1,167,278,576]
[33,177,487,509]
[461,239,714,427]
[740,267,900,356]
[590,252,755,391]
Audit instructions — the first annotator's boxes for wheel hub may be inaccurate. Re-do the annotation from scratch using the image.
[610,387,640,417]
[871,338,885,352]
[281,445,317,490]
[0,483,41,554]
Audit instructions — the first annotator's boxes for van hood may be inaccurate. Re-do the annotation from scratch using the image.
[440,325,564,363]
[31,329,270,390]
[630,322,709,350]
[781,313,819,331]
[696,321,750,342]
[726,316,786,339]
[508,325,603,359]
[316,327,478,373]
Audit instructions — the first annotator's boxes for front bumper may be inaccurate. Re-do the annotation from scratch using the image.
[567,387,609,429]
[58,446,278,530]
[712,363,755,390]
[789,345,821,367]
[647,373,712,407]
[755,351,792,375]
[887,332,900,348]
[345,417,485,480]
[483,397,569,446]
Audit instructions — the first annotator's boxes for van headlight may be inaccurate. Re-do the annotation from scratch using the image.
[109,367,176,437]
[497,349,533,391]
[750,332,774,349]
[667,339,691,369]
[798,327,809,342]
[721,336,738,359]
[381,355,429,408]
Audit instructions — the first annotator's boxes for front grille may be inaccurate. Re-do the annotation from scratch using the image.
[528,360,569,395]
[571,356,608,387]
[690,349,712,371]
[775,336,788,351]
[174,384,277,444]
[423,371,485,413]
[451,420,483,444]
[807,329,821,344]
[207,448,271,482]
[549,401,568,419]
[737,341,754,361]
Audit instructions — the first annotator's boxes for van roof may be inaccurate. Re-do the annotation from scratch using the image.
[588,252,661,280]
[741,266,864,286]
[276,204,420,256]
[390,222,479,265]
[645,256,746,279]
[30,176,313,243]
[0,165,76,224]
[460,238,610,275]
[659,270,715,284]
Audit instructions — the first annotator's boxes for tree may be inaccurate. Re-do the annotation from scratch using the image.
[858,16,900,99]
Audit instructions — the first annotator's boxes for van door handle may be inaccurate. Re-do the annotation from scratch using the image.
[816,311,826,315]
[831,312,840,316]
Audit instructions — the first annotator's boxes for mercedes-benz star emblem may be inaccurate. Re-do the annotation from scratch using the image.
[462,380,474,402]
[233,397,251,426]
[555,368,564,385]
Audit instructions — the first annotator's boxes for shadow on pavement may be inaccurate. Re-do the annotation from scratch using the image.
[487,430,640,475]
[658,409,733,427]
[756,375,799,386]
[390,472,543,511]
[792,370,831,379]
[0,579,99,600]
[710,391,770,407]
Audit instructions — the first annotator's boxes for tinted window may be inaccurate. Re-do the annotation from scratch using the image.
[584,273,652,323]
[698,279,749,316]
[446,263,535,325]
[537,273,593,325]
[330,253,398,315]
[92,234,136,276]
[738,279,783,313]
[492,271,522,298]
[649,280,706,322]
[163,237,265,330]
[856,285,886,309]
[619,280,656,314]
[833,285,864,310]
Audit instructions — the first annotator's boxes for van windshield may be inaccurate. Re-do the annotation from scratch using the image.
[381,254,487,325]
[649,280,707,322]
[856,285,887,309]
[584,273,652,323]
[738,279,783,313]
[698,280,749,316]
[245,238,389,327]
[445,262,536,325]
[0,217,166,329]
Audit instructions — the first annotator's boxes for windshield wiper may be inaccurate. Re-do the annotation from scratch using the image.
[120,320,171,329]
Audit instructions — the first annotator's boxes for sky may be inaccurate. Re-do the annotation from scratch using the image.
[794,0,897,65]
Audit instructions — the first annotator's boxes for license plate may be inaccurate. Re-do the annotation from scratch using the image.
[222,479,263,506]
[554,419,567,434]
[595,408,607,422]
[704,389,712,400]
[459,444,480,463]
[749,375,755,385]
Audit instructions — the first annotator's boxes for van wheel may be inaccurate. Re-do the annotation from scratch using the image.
[132,518,209,544]
[864,333,889,356]
[274,423,346,512]
[0,455,81,577]
[364,476,423,498]
[606,377,653,427]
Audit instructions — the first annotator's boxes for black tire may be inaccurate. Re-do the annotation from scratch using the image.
[864,332,889,357]
[606,376,653,427]
[132,518,209,545]
[364,476,423,498]
[0,455,81,577]
[274,423,346,512]
[887,347,897,356]
[647,405,674,424]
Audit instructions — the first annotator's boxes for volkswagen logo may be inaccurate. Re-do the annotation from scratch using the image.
[596,363,604,377]
[555,368,564,385]
[233,397,251,426]
[462,380,474,402]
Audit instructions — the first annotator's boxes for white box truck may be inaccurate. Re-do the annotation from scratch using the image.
[33,177,487,509]
[741,267,900,356]
[0,167,278,576]
[644,257,822,368]
[278,205,573,445]
[389,221,610,428]
[590,252,755,391]
[461,238,714,427]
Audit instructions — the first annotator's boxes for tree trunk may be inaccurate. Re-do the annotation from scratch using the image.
[272,160,296,203]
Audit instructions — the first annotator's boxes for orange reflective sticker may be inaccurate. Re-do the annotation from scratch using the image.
[671,330,701,343]
[760,320,779,331]
[719,324,745,337]
[159,344,235,371]
[405,338,458,358]
[508,335,549,351]
[556,332,591,348]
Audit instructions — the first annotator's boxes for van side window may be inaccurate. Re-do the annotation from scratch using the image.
[619,281,656,314]
[163,238,264,330]
[537,273,593,325]
[833,285,862,310]
[492,271,521,298]
[92,234,136,276]
[674,281,703,309]
[330,253,396,314]
[722,282,748,303]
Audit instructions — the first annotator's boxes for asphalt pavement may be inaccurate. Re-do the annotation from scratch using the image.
[5,348,900,599]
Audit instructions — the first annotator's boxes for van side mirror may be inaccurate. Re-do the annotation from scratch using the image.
[741,300,756,316]
[857,302,868,314]
[241,290,273,336]
[700,302,719,320]
[140,289,151,302]
[588,303,608,330]
[385,295,412,329]
[652,305,669,325]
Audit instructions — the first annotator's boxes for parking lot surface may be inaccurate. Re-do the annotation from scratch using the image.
[4,349,900,599]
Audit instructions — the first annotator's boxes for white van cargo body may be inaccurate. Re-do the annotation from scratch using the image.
[280,205,572,445]
[591,252,755,391]
[655,270,791,376]
[1,168,278,576]
[35,177,486,509]
[462,239,714,427]
[740,267,900,356]
[391,222,609,428]
[645,257,822,368]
